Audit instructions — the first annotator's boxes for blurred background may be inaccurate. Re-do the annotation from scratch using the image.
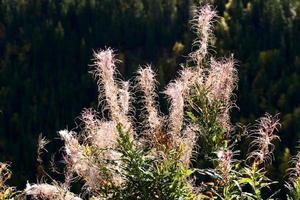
[0,0,300,191]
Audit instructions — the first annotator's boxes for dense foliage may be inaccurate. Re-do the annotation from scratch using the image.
[0,0,300,198]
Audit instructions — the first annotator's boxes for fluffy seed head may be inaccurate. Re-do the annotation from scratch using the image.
[59,130,83,164]
[37,134,49,164]
[80,110,123,186]
[92,49,131,131]
[118,81,130,115]
[248,114,280,166]
[81,108,100,136]
[180,126,197,167]
[206,57,237,103]
[25,183,82,200]
[190,5,217,65]
[204,57,237,133]
[92,49,120,119]
[59,130,103,190]
[94,121,118,150]
[137,66,161,130]
[164,81,185,137]
[178,67,197,96]
[81,109,118,150]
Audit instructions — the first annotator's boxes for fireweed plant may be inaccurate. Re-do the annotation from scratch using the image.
[1,4,300,200]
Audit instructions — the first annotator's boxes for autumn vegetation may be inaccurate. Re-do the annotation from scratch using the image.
[1,3,300,200]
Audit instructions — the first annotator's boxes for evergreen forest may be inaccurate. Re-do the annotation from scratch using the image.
[0,0,300,199]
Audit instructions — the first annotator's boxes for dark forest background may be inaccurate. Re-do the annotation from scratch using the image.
[0,0,300,191]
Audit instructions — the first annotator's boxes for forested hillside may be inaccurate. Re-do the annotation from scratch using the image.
[214,0,300,185]
[0,0,299,189]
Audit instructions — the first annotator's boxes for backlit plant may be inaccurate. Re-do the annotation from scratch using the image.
[1,4,299,200]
